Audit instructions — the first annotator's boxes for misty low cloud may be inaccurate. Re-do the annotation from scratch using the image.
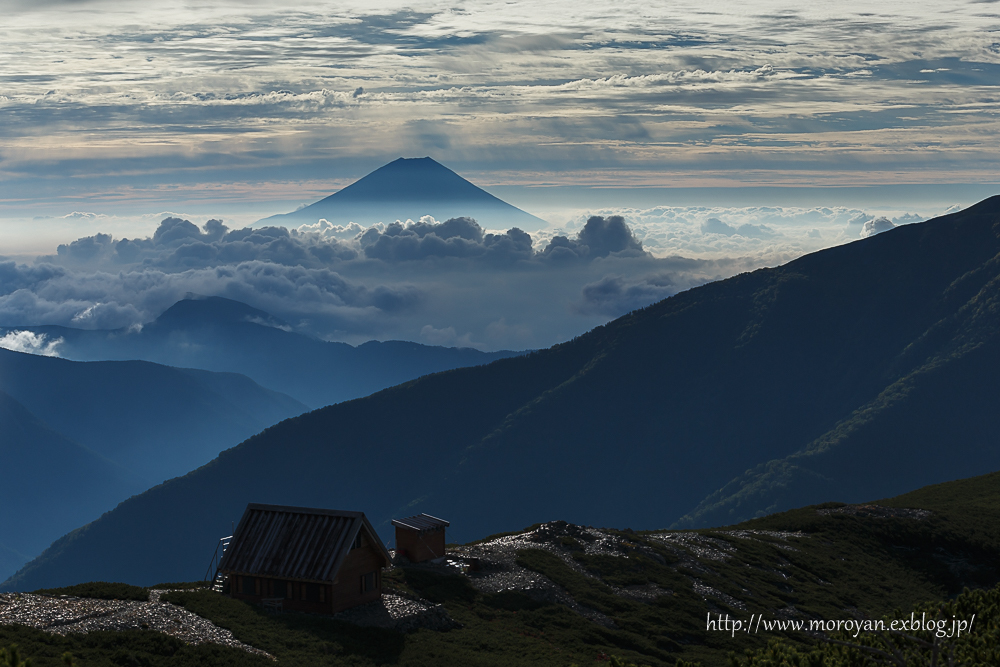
[574,274,678,317]
[0,258,423,333]
[558,204,951,264]
[4,204,945,348]
[700,218,776,239]
[1,212,740,348]
[0,330,63,357]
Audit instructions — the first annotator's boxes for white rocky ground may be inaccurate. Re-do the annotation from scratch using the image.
[0,589,273,659]
[333,592,460,632]
[3,512,904,648]
[441,520,814,624]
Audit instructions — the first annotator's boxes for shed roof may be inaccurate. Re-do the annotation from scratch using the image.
[391,513,450,532]
[219,503,391,582]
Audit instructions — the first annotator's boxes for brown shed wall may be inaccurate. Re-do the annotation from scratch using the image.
[226,542,384,614]
[395,526,446,562]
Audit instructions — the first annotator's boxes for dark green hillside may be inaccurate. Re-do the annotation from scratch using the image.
[8,196,1000,591]
[6,472,1000,666]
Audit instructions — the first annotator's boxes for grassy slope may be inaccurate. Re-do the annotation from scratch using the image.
[5,471,1000,666]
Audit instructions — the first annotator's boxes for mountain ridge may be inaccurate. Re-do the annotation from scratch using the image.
[0,389,144,580]
[1,295,525,409]
[6,195,1000,590]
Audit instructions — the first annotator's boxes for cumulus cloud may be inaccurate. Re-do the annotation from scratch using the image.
[295,220,367,240]
[891,213,925,225]
[1,210,713,348]
[0,330,63,357]
[46,214,656,271]
[8,203,940,349]
[48,217,359,270]
[359,216,534,262]
[539,215,645,260]
[860,217,896,238]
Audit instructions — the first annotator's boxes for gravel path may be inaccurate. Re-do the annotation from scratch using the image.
[0,590,272,660]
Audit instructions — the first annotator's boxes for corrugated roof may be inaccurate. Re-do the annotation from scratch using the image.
[219,504,390,582]
[391,513,450,532]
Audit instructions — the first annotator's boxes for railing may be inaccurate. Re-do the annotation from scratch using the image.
[203,535,232,591]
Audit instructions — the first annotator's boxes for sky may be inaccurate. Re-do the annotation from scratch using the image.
[1,0,999,350]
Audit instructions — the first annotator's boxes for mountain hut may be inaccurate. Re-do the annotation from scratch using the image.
[217,503,390,614]
[391,513,450,563]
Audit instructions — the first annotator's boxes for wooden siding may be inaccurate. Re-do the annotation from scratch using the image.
[396,526,446,563]
[219,504,391,615]
[227,540,385,613]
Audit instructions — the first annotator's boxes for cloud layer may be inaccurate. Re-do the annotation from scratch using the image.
[1,0,999,213]
[0,204,936,349]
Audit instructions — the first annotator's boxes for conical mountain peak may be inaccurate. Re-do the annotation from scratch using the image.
[262,158,547,230]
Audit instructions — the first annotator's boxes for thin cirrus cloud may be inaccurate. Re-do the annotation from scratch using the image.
[0,205,935,349]
[1,0,999,212]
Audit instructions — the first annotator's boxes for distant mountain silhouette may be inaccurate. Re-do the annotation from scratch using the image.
[5,295,523,409]
[0,348,306,484]
[8,196,1000,590]
[0,390,143,581]
[262,157,548,230]
[153,293,289,329]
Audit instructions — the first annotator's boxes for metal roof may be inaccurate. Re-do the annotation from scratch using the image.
[391,513,450,532]
[218,504,391,582]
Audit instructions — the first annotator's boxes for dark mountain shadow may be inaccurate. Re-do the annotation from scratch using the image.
[7,195,1000,591]
[0,390,144,582]
[0,348,307,484]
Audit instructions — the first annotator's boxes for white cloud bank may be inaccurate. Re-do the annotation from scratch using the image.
[0,330,63,357]
[0,203,943,349]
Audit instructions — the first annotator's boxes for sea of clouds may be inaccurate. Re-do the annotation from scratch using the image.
[0,204,946,351]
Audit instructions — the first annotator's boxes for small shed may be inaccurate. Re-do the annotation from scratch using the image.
[392,513,450,563]
[218,503,391,614]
